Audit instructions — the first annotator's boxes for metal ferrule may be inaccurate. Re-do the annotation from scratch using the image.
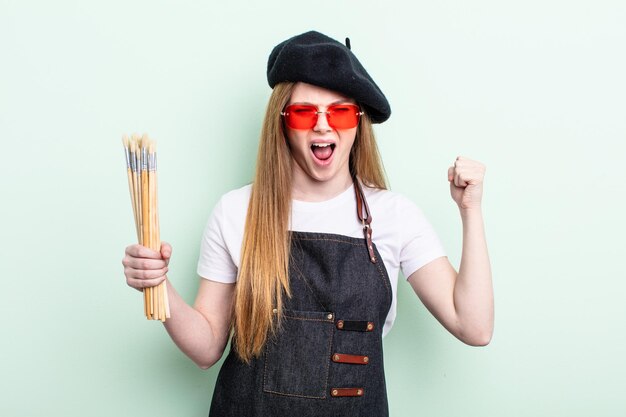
[130,151,136,172]
[124,147,130,168]
[141,147,148,171]
[148,152,156,172]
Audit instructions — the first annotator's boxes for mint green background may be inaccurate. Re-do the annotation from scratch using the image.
[1,1,625,416]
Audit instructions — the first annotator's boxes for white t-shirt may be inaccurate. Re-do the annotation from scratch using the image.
[197,183,447,337]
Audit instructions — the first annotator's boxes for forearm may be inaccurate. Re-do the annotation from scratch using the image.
[453,207,494,345]
[162,280,229,369]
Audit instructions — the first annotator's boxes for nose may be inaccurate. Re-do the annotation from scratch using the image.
[313,110,332,132]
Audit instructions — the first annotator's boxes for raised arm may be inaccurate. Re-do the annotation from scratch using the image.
[122,243,234,368]
[407,156,493,346]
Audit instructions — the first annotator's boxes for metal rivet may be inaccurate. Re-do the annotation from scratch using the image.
[327,313,333,320]
[363,356,369,363]
[332,389,338,396]
[337,320,344,329]
[357,389,363,395]
[370,257,375,262]
[367,323,374,331]
[272,308,278,314]
[333,354,340,361]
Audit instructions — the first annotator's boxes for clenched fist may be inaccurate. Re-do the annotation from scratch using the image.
[447,156,486,211]
[122,242,172,291]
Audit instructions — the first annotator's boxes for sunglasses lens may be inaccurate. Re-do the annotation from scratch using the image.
[327,104,361,129]
[283,105,318,129]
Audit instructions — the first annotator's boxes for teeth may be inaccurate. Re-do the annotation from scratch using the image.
[312,143,332,147]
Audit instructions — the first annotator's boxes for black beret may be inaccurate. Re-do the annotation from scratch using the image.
[267,31,391,124]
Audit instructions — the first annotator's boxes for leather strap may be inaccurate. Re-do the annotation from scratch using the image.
[331,387,364,397]
[353,180,377,264]
[336,320,375,332]
[332,353,370,365]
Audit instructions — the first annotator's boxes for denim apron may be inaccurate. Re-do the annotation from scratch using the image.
[209,181,393,417]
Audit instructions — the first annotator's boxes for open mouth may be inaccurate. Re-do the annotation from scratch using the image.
[311,143,336,161]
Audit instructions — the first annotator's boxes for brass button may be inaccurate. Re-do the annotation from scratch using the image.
[367,323,374,331]
[357,389,363,395]
[337,320,344,329]
[332,389,338,396]
[327,313,333,320]
[363,356,369,363]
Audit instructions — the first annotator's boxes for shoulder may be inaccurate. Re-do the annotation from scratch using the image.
[205,184,251,233]
[361,185,437,248]
[362,185,424,218]
[217,183,252,209]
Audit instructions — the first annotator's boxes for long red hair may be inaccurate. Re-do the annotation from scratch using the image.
[233,82,388,362]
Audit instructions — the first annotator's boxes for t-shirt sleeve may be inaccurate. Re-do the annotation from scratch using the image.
[398,196,447,279]
[196,197,239,283]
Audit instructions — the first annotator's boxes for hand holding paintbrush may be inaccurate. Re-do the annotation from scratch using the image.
[122,133,170,321]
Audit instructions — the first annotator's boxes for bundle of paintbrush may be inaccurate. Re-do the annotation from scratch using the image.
[122,133,170,321]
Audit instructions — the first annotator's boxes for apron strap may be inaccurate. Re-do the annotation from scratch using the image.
[353,179,377,264]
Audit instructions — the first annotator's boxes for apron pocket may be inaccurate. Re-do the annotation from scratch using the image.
[263,309,334,399]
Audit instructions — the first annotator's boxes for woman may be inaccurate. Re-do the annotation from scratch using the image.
[123,31,493,416]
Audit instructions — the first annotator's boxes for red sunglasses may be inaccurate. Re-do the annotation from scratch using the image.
[281,104,363,130]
